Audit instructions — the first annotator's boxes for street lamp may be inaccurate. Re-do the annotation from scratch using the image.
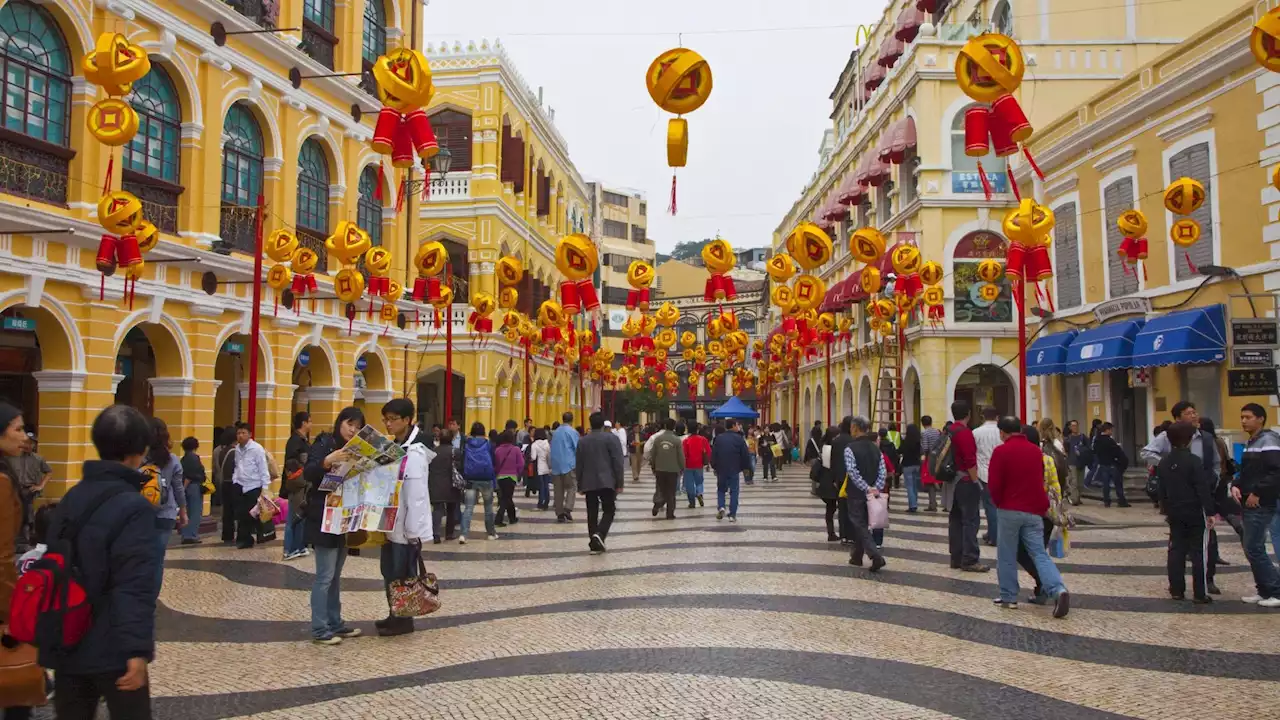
[430,147,453,187]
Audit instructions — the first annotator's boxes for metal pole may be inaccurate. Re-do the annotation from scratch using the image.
[825,347,831,427]
[246,195,265,435]
[897,320,905,427]
[524,343,531,423]
[445,261,453,424]
[1017,280,1027,422]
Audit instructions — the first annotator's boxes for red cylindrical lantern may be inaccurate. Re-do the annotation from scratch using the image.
[965,106,991,157]
[391,122,415,169]
[404,109,438,158]
[989,113,1019,158]
[96,235,118,274]
[372,107,401,155]
[992,94,1032,143]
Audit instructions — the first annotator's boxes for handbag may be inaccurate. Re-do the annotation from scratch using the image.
[250,490,280,522]
[451,464,466,491]
[0,632,46,708]
[389,550,441,618]
[867,493,890,530]
[771,444,784,458]
[1048,526,1068,558]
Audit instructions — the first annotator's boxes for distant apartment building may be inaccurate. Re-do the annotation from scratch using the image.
[586,183,655,352]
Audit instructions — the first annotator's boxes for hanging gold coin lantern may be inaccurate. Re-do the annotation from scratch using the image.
[955,33,1042,199]
[654,301,681,327]
[765,252,797,284]
[412,241,449,303]
[266,264,292,316]
[1116,209,1149,280]
[978,282,1002,303]
[786,222,834,271]
[1001,199,1055,283]
[646,47,713,213]
[626,260,656,312]
[919,260,944,287]
[1163,177,1205,216]
[922,286,946,323]
[701,238,737,301]
[849,227,887,265]
[86,98,139,146]
[498,286,519,310]
[792,274,827,311]
[556,233,600,314]
[1252,7,1280,72]
[1171,219,1202,247]
[976,259,1005,284]
[265,229,299,263]
[860,266,882,296]
[325,221,373,267]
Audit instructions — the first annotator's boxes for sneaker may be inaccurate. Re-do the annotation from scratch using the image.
[495,521,507,528]
[282,550,304,561]
[1116,502,1132,508]
[181,538,202,545]
[1259,597,1280,608]
[848,557,863,567]
[487,534,499,541]
[717,508,725,520]
[1052,591,1071,618]
[565,512,574,522]
[1027,593,1049,606]
[960,563,990,573]
[1192,596,1213,605]
[312,636,342,646]
[869,557,885,573]
[1169,592,1185,601]
[589,534,606,553]
[433,538,442,545]
[688,503,697,509]
[729,516,737,523]
[1243,594,1264,604]
[697,495,704,507]
[827,534,840,542]
[993,599,1018,609]
[906,508,917,513]
[556,514,567,524]
[334,627,362,639]
[458,536,468,545]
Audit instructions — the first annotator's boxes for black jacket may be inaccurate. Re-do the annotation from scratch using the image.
[710,430,752,479]
[1155,448,1214,518]
[1093,434,1128,469]
[848,435,884,492]
[40,461,157,675]
[826,432,854,494]
[1238,429,1280,506]
[576,430,624,493]
[898,435,921,468]
[303,432,345,549]
[428,444,461,503]
[879,438,900,473]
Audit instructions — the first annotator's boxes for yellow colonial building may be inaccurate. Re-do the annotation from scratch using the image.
[771,0,1239,436]
[1015,2,1278,453]
[0,0,596,495]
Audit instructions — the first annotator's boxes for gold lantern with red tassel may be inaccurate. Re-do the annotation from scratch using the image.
[556,234,600,315]
[369,48,438,208]
[701,238,737,301]
[955,34,1042,200]
[469,291,497,338]
[646,48,713,215]
[1116,209,1149,280]
[95,191,146,305]
[626,260,655,312]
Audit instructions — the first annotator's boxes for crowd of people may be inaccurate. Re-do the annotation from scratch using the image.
[0,390,1278,717]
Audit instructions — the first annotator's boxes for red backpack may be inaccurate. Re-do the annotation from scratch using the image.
[8,485,131,655]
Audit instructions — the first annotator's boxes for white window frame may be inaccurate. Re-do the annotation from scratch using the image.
[1049,191,1086,310]
[1097,164,1143,300]
[1160,128,1220,286]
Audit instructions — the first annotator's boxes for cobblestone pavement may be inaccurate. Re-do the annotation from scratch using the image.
[135,462,1279,719]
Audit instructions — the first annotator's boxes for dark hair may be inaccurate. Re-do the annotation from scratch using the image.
[234,421,251,433]
[31,502,54,544]
[1100,422,1114,432]
[92,405,153,462]
[497,430,516,446]
[822,427,839,444]
[534,428,548,441]
[904,423,920,446]
[663,417,676,430]
[431,423,442,431]
[951,401,969,422]
[996,416,1021,434]
[675,422,686,435]
[381,398,415,420]
[1171,401,1195,421]
[219,427,237,446]
[982,406,1000,421]
[440,428,455,445]
[524,418,533,424]
[878,428,889,439]
[333,406,366,438]
[504,419,518,430]
[181,436,199,453]
[488,429,498,443]
[552,421,560,430]
[470,421,486,437]
[589,411,605,430]
[292,411,311,431]
[839,416,852,435]
[148,417,172,467]
[562,411,574,424]
[1167,421,1196,448]
[1243,403,1268,423]
[920,415,933,427]
[1021,423,1040,445]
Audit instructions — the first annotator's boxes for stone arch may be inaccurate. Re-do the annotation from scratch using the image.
[218,88,283,162]
[111,311,192,379]
[946,353,1019,417]
[134,50,202,124]
[211,324,274,381]
[355,340,392,392]
[298,125,345,186]
[842,378,854,417]
[903,364,921,424]
[0,290,84,373]
[803,386,812,431]
[288,335,337,388]
[29,0,91,60]
[859,375,873,419]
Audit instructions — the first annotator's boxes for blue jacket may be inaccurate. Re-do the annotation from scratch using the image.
[40,461,158,675]
[550,424,580,475]
[711,430,753,480]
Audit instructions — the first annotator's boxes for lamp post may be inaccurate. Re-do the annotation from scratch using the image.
[430,146,456,424]
[429,147,453,192]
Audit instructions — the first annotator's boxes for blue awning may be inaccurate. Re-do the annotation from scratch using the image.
[1065,319,1146,374]
[1026,330,1079,376]
[1131,304,1226,368]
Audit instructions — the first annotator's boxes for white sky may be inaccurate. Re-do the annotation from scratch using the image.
[423,0,884,253]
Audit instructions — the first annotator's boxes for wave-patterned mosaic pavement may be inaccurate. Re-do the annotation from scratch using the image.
[140,464,1279,719]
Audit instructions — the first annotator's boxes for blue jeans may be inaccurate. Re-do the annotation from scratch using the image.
[981,483,998,541]
[997,509,1066,602]
[461,480,495,537]
[283,511,307,555]
[716,472,740,517]
[1083,461,1099,487]
[537,474,551,509]
[1242,504,1280,599]
[1098,465,1128,505]
[683,469,705,504]
[311,545,349,639]
[1269,498,1280,565]
[903,466,921,510]
[181,483,203,541]
[153,524,172,594]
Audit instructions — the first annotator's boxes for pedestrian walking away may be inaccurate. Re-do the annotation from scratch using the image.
[841,416,887,572]
[815,427,842,541]
[646,418,685,519]
[899,424,923,513]
[459,423,499,543]
[918,416,943,512]
[1093,423,1131,508]
[682,424,709,507]
[493,430,523,527]
[577,412,625,553]
[711,418,753,522]
[1154,421,1215,603]
[428,428,462,543]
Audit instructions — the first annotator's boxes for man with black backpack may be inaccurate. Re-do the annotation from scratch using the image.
[37,405,158,718]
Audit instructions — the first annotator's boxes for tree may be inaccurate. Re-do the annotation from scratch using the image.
[669,239,711,262]
[607,389,670,426]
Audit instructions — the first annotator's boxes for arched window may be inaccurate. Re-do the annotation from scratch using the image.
[951,230,1012,323]
[360,0,386,96]
[301,0,337,69]
[950,106,1007,194]
[123,64,181,233]
[357,165,383,247]
[430,109,472,171]
[0,0,72,203]
[296,138,330,234]
[218,103,264,253]
[992,0,1013,35]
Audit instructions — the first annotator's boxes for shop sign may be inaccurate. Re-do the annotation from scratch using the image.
[1230,319,1279,349]
[1,317,34,332]
[356,356,368,371]
[1093,297,1151,324]
[1228,368,1279,397]
[1087,383,1102,402]
[298,349,311,367]
[222,341,244,354]
[1231,349,1274,368]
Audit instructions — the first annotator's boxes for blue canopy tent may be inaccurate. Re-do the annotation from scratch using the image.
[709,396,760,420]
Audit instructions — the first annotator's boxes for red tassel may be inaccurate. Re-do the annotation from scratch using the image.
[668,173,677,215]
[102,154,114,195]
[1007,166,1021,201]
[375,163,386,202]
[422,171,431,202]
[1021,146,1046,181]
[1184,252,1198,276]
[396,177,407,213]
[273,298,279,317]
[99,275,105,301]
[348,316,354,336]
[1141,261,1148,281]
[976,160,993,201]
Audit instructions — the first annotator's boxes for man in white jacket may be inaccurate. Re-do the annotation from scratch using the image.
[377,399,433,637]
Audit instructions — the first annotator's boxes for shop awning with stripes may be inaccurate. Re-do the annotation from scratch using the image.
[1065,319,1146,374]
[1131,305,1226,368]
[1026,330,1079,376]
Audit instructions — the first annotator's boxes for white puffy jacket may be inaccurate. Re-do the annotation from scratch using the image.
[388,426,434,544]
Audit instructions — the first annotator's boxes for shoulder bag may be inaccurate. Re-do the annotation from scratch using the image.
[389,548,441,618]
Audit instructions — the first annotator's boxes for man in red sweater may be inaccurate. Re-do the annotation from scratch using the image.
[946,401,987,572]
[988,416,1070,618]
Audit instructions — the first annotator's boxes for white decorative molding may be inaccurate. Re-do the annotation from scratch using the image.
[1091,145,1137,174]
[178,231,220,249]
[498,389,509,398]
[189,301,224,317]
[305,385,343,401]
[362,389,394,404]
[199,51,232,73]
[248,77,263,100]
[263,157,285,173]
[148,377,196,396]
[94,0,136,20]
[24,274,45,308]
[110,374,126,394]
[1156,108,1215,144]
[328,184,347,200]
[1043,173,1079,198]
[180,122,205,140]
[237,382,284,400]
[32,371,87,393]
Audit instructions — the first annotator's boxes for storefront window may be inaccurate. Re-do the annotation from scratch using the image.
[952,231,1011,323]
[1182,364,1223,427]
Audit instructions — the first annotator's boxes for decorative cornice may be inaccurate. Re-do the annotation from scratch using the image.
[1156,108,1215,143]
[1043,173,1080,198]
[149,377,196,396]
[1091,145,1137,174]
[31,371,87,393]
[304,385,344,402]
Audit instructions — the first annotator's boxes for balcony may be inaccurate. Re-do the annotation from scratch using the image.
[122,171,180,234]
[222,0,276,28]
[215,203,257,256]
[0,134,70,206]
[425,172,471,202]
[301,20,337,71]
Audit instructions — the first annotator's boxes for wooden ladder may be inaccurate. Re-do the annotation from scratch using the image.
[873,335,902,430]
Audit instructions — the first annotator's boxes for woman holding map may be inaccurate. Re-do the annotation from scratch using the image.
[303,406,366,646]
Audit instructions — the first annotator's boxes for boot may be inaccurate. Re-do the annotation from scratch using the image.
[378,616,414,636]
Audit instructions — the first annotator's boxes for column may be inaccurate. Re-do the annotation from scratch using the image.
[30,371,89,498]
